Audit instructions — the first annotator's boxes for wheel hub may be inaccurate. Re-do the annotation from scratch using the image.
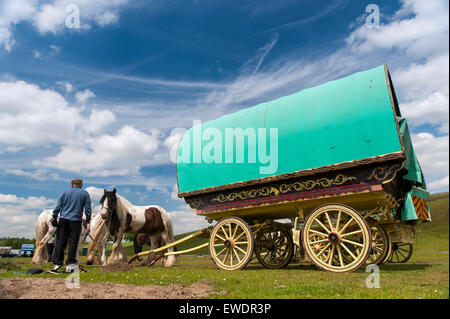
[224,240,233,248]
[328,232,340,244]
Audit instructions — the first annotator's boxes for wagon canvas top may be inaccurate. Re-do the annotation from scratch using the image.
[177,65,408,197]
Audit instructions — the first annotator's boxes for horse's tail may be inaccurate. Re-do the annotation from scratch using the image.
[86,214,105,265]
[31,211,49,266]
[164,212,177,267]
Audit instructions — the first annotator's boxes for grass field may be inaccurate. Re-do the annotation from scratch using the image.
[1,192,448,299]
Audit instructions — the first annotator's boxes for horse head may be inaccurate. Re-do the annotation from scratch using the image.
[100,188,122,236]
[100,188,117,219]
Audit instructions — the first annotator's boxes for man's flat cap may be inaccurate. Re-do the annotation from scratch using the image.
[71,178,83,184]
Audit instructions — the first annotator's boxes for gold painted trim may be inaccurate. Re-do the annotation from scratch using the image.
[211,174,356,203]
[179,152,405,198]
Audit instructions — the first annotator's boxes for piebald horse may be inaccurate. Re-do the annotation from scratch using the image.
[32,209,90,266]
[98,189,176,266]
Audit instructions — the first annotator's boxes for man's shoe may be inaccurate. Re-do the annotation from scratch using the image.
[49,265,62,274]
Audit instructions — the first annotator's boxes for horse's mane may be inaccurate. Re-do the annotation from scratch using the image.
[116,194,133,208]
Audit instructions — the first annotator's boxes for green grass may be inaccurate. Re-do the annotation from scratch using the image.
[1,192,448,299]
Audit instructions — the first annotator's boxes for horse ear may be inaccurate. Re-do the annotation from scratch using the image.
[113,188,116,194]
[104,189,107,194]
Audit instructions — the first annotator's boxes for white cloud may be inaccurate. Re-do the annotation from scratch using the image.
[95,11,118,27]
[75,88,95,104]
[411,133,449,186]
[85,186,104,202]
[0,0,129,51]
[428,176,449,191]
[167,205,210,235]
[345,0,449,60]
[56,81,73,93]
[0,193,56,238]
[36,126,161,177]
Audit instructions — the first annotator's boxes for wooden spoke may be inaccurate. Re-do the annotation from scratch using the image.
[338,217,355,235]
[341,238,364,248]
[234,245,247,255]
[316,243,331,258]
[216,247,227,256]
[315,218,331,234]
[339,243,357,261]
[309,238,329,245]
[336,211,342,232]
[221,226,229,239]
[328,245,335,265]
[309,229,328,237]
[325,212,334,232]
[341,229,363,237]
[337,245,344,267]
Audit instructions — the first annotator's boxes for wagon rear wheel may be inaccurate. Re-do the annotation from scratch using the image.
[255,228,294,269]
[209,217,254,271]
[366,219,391,265]
[302,204,372,273]
[388,243,413,263]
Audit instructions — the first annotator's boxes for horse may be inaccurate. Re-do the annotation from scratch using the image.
[31,209,90,266]
[98,189,176,267]
[134,233,179,263]
[85,213,118,265]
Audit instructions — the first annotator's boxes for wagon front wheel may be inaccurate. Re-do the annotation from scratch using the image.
[209,217,254,271]
[302,204,372,273]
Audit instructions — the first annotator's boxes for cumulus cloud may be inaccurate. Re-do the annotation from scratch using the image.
[0,193,56,238]
[167,205,210,235]
[411,133,449,190]
[0,0,129,51]
[345,0,449,59]
[0,80,108,147]
[36,126,160,176]
[75,88,95,104]
[0,79,167,177]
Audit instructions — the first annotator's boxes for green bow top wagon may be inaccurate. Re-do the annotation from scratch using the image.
[175,65,431,272]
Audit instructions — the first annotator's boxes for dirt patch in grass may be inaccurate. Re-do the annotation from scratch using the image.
[101,262,135,272]
[0,277,218,299]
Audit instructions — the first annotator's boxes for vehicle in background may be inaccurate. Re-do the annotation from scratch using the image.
[20,244,35,257]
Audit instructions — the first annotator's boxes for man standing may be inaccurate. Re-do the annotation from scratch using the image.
[50,178,91,273]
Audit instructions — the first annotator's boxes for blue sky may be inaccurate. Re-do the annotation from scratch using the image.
[0,0,448,238]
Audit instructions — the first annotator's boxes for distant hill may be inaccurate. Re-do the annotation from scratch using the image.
[418,192,449,235]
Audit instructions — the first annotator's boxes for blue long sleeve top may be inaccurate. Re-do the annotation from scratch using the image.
[52,187,92,222]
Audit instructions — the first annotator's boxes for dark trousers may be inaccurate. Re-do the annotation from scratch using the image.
[46,242,55,262]
[53,218,82,265]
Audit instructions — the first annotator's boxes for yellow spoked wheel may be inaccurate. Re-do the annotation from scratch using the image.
[388,243,413,263]
[302,204,372,273]
[366,219,391,265]
[255,229,294,269]
[209,217,254,271]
